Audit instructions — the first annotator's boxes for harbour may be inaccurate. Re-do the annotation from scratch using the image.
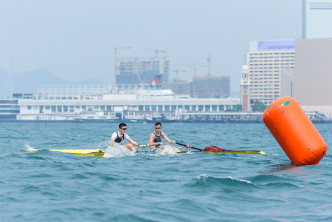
[1,1,332,221]
[0,85,329,123]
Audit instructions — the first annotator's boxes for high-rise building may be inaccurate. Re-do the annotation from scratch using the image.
[116,56,169,88]
[303,0,332,38]
[247,40,295,105]
[294,38,332,116]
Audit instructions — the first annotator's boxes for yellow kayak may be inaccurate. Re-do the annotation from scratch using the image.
[27,148,105,157]
[26,147,265,156]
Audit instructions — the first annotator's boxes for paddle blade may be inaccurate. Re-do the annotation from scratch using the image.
[203,146,266,154]
[203,146,226,152]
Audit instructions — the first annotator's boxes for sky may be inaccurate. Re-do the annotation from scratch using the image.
[0,0,302,93]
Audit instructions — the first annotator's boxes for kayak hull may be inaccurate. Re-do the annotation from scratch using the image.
[27,148,265,156]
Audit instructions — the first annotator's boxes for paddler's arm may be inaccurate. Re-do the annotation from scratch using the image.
[127,138,144,147]
[161,132,175,144]
[110,132,119,144]
[149,133,162,146]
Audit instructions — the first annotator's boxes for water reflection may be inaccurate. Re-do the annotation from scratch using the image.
[260,164,304,174]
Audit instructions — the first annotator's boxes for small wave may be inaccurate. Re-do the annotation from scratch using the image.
[103,143,135,158]
[195,174,252,186]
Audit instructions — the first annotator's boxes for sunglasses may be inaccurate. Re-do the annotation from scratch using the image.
[122,128,127,130]
[155,127,161,129]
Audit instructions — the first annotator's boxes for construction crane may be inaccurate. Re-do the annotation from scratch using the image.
[90,45,131,88]
[207,55,213,76]
[172,69,186,81]
[141,48,167,58]
[132,59,143,85]
[173,63,207,78]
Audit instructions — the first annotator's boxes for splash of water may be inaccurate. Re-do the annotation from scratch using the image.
[104,142,135,158]
[25,144,38,152]
[155,146,177,155]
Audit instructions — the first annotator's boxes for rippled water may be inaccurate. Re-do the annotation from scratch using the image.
[1,122,332,221]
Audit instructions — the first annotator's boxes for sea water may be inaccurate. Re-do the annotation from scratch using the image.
[1,122,332,221]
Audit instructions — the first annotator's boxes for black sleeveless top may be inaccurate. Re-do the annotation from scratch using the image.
[114,132,125,143]
[153,132,164,148]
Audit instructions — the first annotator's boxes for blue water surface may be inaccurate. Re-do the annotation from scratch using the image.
[1,122,332,221]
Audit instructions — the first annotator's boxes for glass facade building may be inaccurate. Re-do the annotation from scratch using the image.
[303,0,332,38]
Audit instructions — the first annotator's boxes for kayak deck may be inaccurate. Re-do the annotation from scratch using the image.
[50,149,105,157]
[27,148,265,156]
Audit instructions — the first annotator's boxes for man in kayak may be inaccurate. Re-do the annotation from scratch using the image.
[148,122,180,152]
[111,123,143,151]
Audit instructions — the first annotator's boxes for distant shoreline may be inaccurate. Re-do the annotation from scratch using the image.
[0,119,331,124]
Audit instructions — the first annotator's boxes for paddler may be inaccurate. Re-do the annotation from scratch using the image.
[148,122,180,152]
[111,123,144,151]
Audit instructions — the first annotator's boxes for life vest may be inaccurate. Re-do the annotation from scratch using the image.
[114,132,125,143]
[153,132,164,149]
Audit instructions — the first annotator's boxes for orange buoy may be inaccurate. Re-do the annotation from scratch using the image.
[263,97,327,165]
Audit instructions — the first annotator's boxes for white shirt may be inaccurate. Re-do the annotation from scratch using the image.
[111,132,129,141]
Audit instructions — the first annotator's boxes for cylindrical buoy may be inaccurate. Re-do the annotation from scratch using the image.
[263,96,327,165]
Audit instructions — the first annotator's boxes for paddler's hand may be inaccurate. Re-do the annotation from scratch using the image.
[139,145,146,148]
[171,140,176,144]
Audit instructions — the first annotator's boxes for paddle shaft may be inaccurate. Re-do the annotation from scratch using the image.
[175,142,203,151]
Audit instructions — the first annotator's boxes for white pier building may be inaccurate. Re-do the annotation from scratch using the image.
[16,85,241,122]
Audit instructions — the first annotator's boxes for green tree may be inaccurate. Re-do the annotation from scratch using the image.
[250,99,267,112]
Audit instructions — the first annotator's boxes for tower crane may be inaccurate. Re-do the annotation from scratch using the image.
[207,55,213,76]
[141,48,167,58]
[173,63,207,78]
[172,69,186,81]
[90,45,131,88]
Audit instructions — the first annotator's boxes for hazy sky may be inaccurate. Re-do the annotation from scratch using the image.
[0,0,302,93]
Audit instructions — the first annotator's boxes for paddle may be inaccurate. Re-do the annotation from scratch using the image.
[175,142,204,151]
[175,142,265,154]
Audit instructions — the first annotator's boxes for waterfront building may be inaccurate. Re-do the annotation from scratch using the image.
[247,40,295,105]
[116,56,169,88]
[11,85,241,121]
[169,75,230,98]
[191,76,230,98]
[0,84,326,122]
[0,98,20,120]
[169,80,192,96]
[240,65,250,112]
[303,0,332,39]
[294,38,332,117]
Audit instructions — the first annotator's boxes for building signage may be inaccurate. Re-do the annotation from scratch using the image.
[258,40,294,51]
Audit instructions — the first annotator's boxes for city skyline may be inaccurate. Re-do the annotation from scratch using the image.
[0,0,302,95]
